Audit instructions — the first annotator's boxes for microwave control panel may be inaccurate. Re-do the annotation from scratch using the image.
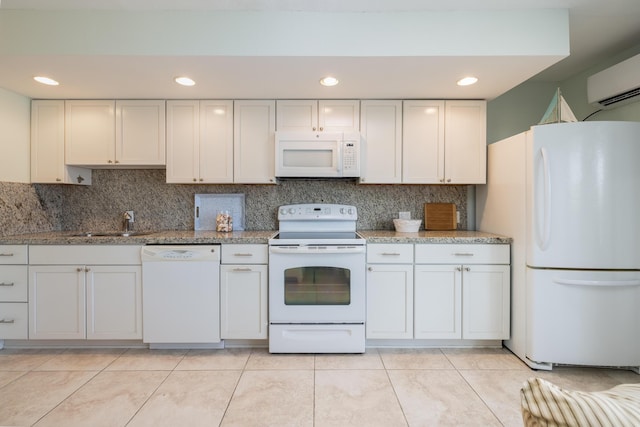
[342,139,360,176]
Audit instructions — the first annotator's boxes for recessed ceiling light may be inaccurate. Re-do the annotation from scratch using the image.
[175,76,196,86]
[34,76,59,86]
[320,76,339,87]
[457,76,478,86]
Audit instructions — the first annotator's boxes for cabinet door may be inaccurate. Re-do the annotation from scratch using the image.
[220,264,268,339]
[115,100,166,166]
[462,264,510,339]
[276,100,318,131]
[402,100,445,183]
[233,100,276,183]
[65,100,115,166]
[166,100,200,183]
[444,100,487,184]
[29,266,86,339]
[200,100,234,183]
[359,101,402,184]
[318,100,360,132]
[414,264,461,339]
[366,264,413,339]
[31,100,65,183]
[86,265,142,340]
[31,100,91,185]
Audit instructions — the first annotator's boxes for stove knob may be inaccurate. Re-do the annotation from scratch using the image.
[279,208,287,215]
[348,208,354,215]
[340,208,346,214]
[288,208,296,215]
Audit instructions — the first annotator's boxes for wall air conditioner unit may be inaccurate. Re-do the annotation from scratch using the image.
[587,53,640,109]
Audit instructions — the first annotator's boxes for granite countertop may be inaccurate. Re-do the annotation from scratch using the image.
[358,230,512,244]
[0,230,278,245]
[0,229,510,245]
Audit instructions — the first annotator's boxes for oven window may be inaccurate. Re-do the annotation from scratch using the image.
[284,266,350,305]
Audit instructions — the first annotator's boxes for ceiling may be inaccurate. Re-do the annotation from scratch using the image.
[1,0,639,100]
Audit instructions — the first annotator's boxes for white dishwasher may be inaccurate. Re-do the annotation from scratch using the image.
[141,245,221,346]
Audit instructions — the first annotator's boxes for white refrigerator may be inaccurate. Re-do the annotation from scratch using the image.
[476,121,640,371]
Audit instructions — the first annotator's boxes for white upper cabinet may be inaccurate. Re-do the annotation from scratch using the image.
[276,100,360,132]
[65,100,165,167]
[402,100,446,184]
[234,100,276,184]
[31,100,91,185]
[359,100,402,184]
[65,100,115,166]
[115,100,166,166]
[166,100,233,183]
[444,100,487,184]
[402,100,486,184]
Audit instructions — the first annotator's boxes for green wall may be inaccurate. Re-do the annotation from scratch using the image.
[488,44,640,144]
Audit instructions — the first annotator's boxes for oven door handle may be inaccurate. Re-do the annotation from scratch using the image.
[270,246,366,255]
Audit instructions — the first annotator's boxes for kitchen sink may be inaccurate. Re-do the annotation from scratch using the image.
[70,231,153,237]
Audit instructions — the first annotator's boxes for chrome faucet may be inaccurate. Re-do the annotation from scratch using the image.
[123,210,134,234]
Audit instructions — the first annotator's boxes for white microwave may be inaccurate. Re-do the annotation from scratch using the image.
[275,132,361,178]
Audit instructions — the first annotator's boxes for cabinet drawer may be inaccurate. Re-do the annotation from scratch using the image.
[29,245,142,265]
[415,244,509,264]
[0,303,28,339]
[0,245,28,265]
[221,244,268,264]
[367,244,413,264]
[0,266,28,302]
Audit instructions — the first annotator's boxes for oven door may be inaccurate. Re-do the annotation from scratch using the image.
[268,245,366,323]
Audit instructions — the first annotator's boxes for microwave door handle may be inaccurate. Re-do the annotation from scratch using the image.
[336,140,342,174]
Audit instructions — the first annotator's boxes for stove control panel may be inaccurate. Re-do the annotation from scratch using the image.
[277,204,357,221]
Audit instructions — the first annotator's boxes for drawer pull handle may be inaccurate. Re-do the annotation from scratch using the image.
[380,252,401,256]
[0,253,15,257]
[232,268,252,272]
[0,319,15,324]
[0,282,15,287]
[233,253,254,257]
[453,252,474,256]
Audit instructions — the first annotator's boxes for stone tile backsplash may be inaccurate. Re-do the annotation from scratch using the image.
[2,170,469,235]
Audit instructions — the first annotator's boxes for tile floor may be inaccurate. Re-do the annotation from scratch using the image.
[0,346,638,426]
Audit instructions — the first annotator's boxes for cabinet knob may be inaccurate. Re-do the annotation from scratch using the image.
[108,160,113,164]
[465,267,471,272]
[85,268,91,272]
[456,267,462,271]
[193,178,197,182]
[447,178,451,183]
[319,127,324,131]
[312,127,317,131]
[76,267,83,272]
[56,178,62,182]
[114,160,119,164]
[199,178,203,182]
[368,267,373,271]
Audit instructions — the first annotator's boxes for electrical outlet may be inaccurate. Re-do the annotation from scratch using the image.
[456,211,460,224]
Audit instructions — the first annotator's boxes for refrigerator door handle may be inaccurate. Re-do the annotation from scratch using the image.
[554,278,640,287]
[536,147,552,250]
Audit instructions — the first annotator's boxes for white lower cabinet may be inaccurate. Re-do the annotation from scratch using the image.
[414,264,461,339]
[366,244,414,339]
[0,245,29,340]
[414,244,510,340]
[367,243,510,342]
[28,246,142,340]
[220,245,268,339]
